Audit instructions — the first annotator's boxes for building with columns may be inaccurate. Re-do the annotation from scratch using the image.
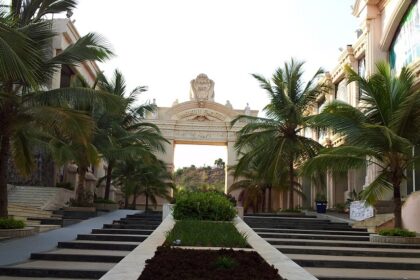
[304,0,420,209]
[8,18,107,193]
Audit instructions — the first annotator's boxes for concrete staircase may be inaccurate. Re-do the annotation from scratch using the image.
[244,213,420,280]
[7,186,73,211]
[0,212,162,279]
[8,204,62,233]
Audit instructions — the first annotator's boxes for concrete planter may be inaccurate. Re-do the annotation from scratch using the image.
[370,234,420,244]
[94,203,118,212]
[63,207,97,219]
[0,227,37,238]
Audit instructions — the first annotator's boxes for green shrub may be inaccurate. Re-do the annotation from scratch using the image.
[173,191,236,221]
[94,198,117,204]
[0,218,25,229]
[214,256,238,269]
[379,228,416,237]
[281,208,301,213]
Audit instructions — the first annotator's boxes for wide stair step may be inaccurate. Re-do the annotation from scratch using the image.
[77,234,148,242]
[245,212,420,280]
[0,211,162,279]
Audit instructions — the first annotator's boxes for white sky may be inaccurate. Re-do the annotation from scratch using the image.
[72,0,359,168]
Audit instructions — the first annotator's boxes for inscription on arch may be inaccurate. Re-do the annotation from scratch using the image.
[173,108,229,121]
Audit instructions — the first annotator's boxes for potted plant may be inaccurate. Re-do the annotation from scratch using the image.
[315,193,327,213]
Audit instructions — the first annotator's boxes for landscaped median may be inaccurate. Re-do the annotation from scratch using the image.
[100,191,318,280]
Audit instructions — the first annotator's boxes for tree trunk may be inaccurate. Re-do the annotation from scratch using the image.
[145,193,149,213]
[124,193,129,209]
[268,186,272,213]
[288,159,294,209]
[76,166,87,204]
[0,136,10,218]
[393,183,402,228]
[261,188,266,213]
[104,161,113,200]
[131,194,137,210]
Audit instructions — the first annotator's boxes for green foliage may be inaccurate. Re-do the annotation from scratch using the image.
[165,220,248,248]
[55,182,73,191]
[231,59,328,209]
[281,208,302,213]
[214,256,238,269]
[379,228,416,237]
[315,193,327,202]
[0,218,25,229]
[334,203,346,213]
[94,198,117,204]
[173,191,237,221]
[303,62,420,228]
[68,190,94,207]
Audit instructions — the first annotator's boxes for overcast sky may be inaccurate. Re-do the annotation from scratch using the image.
[72,0,358,168]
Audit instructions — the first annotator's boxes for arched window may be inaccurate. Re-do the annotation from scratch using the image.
[389,0,420,73]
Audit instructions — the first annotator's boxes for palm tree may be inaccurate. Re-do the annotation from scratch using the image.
[232,59,327,209]
[303,62,420,228]
[131,160,174,212]
[94,70,168,200]
[0,0,114,217]
[112,157,173,211]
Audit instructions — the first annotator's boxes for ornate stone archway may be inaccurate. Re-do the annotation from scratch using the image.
[147,74,258,192]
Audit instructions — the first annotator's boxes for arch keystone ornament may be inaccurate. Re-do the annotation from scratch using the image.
[147,74,258,193]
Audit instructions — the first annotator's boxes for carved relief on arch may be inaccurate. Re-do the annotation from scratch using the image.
[171,108,230,121]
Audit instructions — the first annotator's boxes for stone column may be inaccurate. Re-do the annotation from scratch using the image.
[225,141,237,194]
[157,140,175,173]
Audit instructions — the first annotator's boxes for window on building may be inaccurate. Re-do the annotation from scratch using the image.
[60,65,76,88]
[335,79,348,103]
[389,1,420,73]
[357,57,366,101]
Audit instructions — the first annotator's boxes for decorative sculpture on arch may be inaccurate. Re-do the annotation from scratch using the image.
[189,73,215,102]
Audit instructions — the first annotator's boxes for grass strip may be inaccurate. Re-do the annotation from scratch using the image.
[165,220,249,248]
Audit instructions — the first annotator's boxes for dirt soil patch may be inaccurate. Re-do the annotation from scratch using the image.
[138,246,283,280]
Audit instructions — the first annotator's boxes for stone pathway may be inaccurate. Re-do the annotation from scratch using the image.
[244,213,420,280]
[0,211,162,279]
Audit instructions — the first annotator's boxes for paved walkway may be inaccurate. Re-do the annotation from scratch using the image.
[0,210,139,266]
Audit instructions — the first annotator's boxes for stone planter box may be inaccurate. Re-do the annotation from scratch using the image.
[0,227,37,238]
[94,203,118,212]
[63,207,97,219]
[370,234,420,244]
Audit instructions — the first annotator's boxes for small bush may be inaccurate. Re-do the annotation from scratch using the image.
[379,228,416,237]
[0,218,25,229]
[173,191,236,221]
[214,256,238,269]
[94,198,117,204]
[281,208,301,213]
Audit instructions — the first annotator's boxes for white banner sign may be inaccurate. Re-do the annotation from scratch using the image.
[350,201,374,221]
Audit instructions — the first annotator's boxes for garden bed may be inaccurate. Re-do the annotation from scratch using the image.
[138,246,283,280]
[166,220,249,248]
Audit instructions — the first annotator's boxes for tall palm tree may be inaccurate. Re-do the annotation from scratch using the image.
[303,62,420,228]
[94,70,168,200]
[0,0,114,217]
[232,59,327,209]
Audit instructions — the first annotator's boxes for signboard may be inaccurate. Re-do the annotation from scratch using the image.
[350,201,374,221]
